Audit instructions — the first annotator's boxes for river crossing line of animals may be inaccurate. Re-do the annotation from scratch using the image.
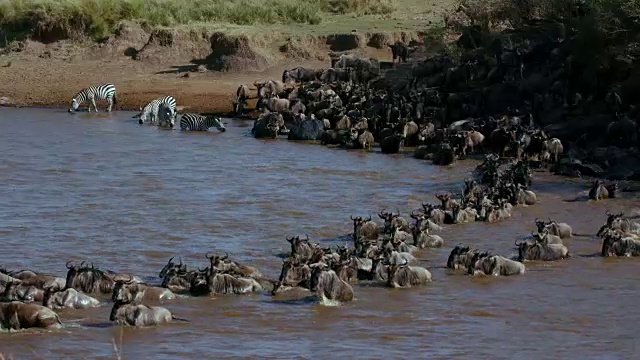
[2,46,635,330]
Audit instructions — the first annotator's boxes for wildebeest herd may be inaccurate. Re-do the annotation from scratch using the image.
[0,148,635,331]
[4,17,637,333]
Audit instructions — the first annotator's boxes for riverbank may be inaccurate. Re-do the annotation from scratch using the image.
[0,0,452,113]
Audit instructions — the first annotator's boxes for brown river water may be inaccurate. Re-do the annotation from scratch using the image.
[0,107,638,359]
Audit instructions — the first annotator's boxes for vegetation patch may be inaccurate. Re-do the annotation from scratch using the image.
[0,0,398,43]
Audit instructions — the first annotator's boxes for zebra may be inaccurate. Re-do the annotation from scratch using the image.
[68,83,118,113]
[179,113,226,132]
[137,96,177,125]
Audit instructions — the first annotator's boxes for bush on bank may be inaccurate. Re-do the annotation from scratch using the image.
[0,0,397,44]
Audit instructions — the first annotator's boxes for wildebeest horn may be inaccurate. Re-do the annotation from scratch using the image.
[305,234,310,241]
[366,215,372,222]
[125,275,134,284]
[205,252,215,260]
[168,256,174,264]
[80,261,86,268]
[178,257,183,266]
[534,217,540,223]
[221,252,229,261]
[605,210,611,216]
[350,215,356,220]
[66,261,74,269]
[515,239,522,246]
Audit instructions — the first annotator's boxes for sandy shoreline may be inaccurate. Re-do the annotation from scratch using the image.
[0,55,326,115]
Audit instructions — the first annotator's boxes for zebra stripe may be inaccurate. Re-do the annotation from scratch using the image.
[139,96,177,125]
[179,113,226,132]
[69,83,117,113]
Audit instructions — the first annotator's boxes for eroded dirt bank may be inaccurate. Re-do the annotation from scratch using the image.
[0,23,422,113]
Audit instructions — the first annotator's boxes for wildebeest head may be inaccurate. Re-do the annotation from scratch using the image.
[601,233,623,257]
[309,262,331,292]
[466,251,491,275]
[160,265,194,289]
[65,261,90,289]
[286,235,315,260]
[446,245,471,269]
[188,267,212,296]
[65,261,113,294]
[384,258,409,284]
[351,215,371,232]
[111,276,137,303]
[205,252,229,270]
[159,257,185,279]
[515,239,538,262]
[534,218,547,233]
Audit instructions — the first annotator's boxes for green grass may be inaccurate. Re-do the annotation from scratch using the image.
[0,0,401,42]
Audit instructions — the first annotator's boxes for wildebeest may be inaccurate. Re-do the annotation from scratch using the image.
[380,133,405,154]
[321,128,358,146]
[467,253,526,276]
[0,281,42,303]
[351,215,380,242]
[389,40,408,63]
[159,257,186,280]
[206,252,264,279]
[309,262,354,303]
[598,211,640,236]
[156,102,176,129]
[110,300,177,327]
[378,209,410,233]
[288,117,325,141]
[446,245,477,270]
[1,268,65,291]
[64,261,142,295]
[544,137,564,163]
[385,260,432,288]
[273,256,311,291]
[589,180,616,200]
[160,266,195,294]
[112,277,176,304]
[43,287,101,310]
[535,218,573,239]
[282,67,322,83]
[254,80,287,107]
[515,240,569,261]
[252,111,285,139]
[286,235,318,262]
[354,130,375,149]
[410,212,444,248]
[190,264,262,296]
[516,185,537,206]
[0,301,63,330]
[461,130,485,156]
[264,96,290,113]
[601,234,640,257]
[233,84,250,114]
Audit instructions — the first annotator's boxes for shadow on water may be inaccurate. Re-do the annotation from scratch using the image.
[0,107,639,358]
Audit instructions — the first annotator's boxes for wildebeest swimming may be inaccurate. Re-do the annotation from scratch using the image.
[14,15,639,333]
[0,301,63,330]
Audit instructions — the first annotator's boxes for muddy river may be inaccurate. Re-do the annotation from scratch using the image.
[0,107,637,359]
